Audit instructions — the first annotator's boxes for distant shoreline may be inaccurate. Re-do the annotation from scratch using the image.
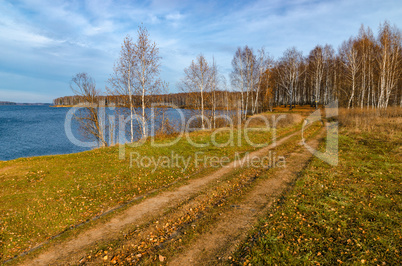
[0,101,51,106]
[51,104,238,111]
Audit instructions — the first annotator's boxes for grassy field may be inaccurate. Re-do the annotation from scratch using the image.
[66,115,323,265]
[0,113,299,262]
[233,108,402,265]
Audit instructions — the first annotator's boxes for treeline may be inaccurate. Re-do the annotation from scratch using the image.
[57,21,401,114]
[269,21,402,109]
[53,91,242,110]
[228,21,401,112]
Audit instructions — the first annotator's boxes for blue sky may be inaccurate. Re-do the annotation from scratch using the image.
[0,0,401,103]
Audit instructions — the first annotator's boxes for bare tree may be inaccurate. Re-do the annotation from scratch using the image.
[108,25,163,141]
[308,45,324,109]
[108,35,136,142]
[210,57,218,128]
[255,48,273,113]
[70,73,107,147]
[277,47,304,110]
[340,38,361,109]
[179,54,212,130]
[323,44,335,105]
[355,26,374,108]
[133,25,163,137]
[231,46,259,119]
[377,21,402,108]
[243,46,257,116]
[231,47,246,119]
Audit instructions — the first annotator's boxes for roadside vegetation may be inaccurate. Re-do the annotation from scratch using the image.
[232,107,402,265]
[0,112,299,263]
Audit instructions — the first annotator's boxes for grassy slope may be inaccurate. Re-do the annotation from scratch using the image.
[233,111,402,265]
[0,118,299,262]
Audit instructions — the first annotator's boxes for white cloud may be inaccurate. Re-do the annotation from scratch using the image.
[166,12,184,21]
[0,24,58,48]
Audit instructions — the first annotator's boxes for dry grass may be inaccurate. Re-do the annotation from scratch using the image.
[270,105,317,116]
[247,113,303,128]
[338,107,402,136]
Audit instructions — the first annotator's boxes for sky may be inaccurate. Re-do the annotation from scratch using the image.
[0,0,401,103]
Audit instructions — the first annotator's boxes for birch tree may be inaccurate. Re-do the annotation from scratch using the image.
[323,44,335,105]
[308,45,324,108]
[277,47,304,110]
[180,54,212,130]
[377,21,402,108]
[108,25,163,141]
[133,25,162,137]
[210,58,218,128]
[230,46,259,119]
[340,38,361,109]
[108,35,136,142]
[243,46,257,116]
[231,47,246,119]
[254,48,273,114]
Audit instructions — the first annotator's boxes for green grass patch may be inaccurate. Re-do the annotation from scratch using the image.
[233,128,402,265]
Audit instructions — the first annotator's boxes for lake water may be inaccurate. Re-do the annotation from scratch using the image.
[0,105,92,161]
[0,105,212,161]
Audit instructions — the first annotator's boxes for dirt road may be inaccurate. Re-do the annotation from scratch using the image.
[170,129,324,265]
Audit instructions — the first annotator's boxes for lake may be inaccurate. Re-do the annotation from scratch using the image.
[0,105,218,161]
[0,105,93,161]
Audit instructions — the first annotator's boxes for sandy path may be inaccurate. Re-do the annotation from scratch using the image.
[169,128,324,265]
[20,130,302,266]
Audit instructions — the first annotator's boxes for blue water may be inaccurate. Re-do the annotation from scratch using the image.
[0,105,203,161]
[0,105,91,161]
[0,105,233,161]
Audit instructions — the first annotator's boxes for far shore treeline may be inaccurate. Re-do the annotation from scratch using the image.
[52,92,244,110]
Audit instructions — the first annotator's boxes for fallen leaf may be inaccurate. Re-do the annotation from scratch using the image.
[159,254,166,262]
